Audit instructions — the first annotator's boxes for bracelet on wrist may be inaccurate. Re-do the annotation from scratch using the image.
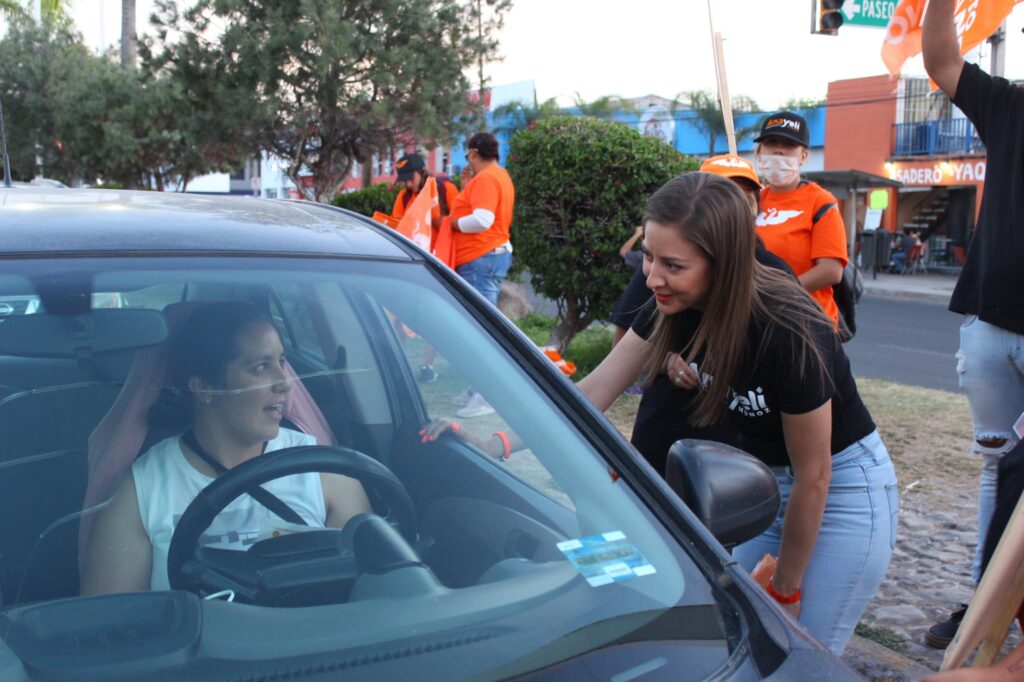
[766,580,801,605]
[492,431,511,461]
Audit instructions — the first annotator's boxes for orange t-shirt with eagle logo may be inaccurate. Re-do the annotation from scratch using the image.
[448,164,515,268]
[756,181,847,324]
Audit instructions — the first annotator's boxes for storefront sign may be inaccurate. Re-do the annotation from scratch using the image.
[885,158,986,186]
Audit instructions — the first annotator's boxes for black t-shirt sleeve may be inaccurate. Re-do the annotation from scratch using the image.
[755,244,797,279]
[770,323,835,415]
[953,62,1023,145]
[630,298,659,340]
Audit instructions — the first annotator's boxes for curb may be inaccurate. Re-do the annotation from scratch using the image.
[841,634,935,681]
[862,287,952,305]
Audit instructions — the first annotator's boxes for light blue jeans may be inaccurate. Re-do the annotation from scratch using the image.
[734,430,898,655]
[956,315,1024,583]
[456,248,512,306]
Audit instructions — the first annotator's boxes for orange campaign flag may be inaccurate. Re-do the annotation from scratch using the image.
[882,0,1022,78]
[394,176,436,252]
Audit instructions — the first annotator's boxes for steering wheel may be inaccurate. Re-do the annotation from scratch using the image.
[167,445,419,604]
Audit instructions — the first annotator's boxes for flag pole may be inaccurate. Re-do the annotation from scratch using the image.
[707,1,737,155]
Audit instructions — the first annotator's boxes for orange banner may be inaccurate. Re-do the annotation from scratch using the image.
[882,0,1021,78]
[395,176,436,252]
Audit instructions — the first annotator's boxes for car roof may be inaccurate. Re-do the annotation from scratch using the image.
[0,188,416,260]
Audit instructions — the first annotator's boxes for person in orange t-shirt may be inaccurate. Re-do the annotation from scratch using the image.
[447,132,515,306]
[753,112,847,325]
[391,152,461,384]
[446,132,515,418]
[391,153,459,228]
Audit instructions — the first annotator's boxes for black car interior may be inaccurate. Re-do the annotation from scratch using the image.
[0,277,576,608]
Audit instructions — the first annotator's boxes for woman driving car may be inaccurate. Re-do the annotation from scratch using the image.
[81,301,370,594]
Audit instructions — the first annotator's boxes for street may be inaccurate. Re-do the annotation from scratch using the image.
[845,295,961,393]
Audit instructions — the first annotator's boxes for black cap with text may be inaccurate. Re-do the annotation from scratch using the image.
[754,111,810,147]
[395,153,426,182]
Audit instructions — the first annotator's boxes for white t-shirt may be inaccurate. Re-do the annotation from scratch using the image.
[132,428,325,590]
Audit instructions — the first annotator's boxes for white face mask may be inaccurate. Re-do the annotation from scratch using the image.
[757,155,802,188]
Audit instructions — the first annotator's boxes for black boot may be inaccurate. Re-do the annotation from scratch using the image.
[925,605,967,649]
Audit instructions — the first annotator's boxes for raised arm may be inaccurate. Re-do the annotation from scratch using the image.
[922,0,965,98]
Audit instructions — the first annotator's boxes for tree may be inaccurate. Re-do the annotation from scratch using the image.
[508,116,697,351]
[148,0,510,203]
[571,92,633,119]
[0,17,246,189]
[0,0,71,24]
[467,0,511,132]
[492,96,561,137]
[680,89,761,156]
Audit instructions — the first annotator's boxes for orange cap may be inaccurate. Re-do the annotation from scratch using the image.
[700,154,763,190]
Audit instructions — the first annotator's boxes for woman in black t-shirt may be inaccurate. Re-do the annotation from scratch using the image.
[578,173,897,655]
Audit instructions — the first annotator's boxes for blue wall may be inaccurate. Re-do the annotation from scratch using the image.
[449,104,826,170]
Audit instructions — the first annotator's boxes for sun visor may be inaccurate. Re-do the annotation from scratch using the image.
[0,309,168,358]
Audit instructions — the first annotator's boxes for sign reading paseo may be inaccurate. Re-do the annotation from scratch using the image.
[887,159,987,186]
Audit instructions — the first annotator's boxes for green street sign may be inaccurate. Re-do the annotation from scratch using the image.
[841,0,896,28]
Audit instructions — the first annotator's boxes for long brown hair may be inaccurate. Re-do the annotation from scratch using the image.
[642,172,833,426]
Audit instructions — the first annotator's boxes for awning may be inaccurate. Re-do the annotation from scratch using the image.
[802,170,902,189]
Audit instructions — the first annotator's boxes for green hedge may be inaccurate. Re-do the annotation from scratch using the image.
[507,115,696,350]
[516,313,612,379]
[331,183,401,217]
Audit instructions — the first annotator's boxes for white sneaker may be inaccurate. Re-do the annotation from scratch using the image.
[451,387,474,407]
[456,392,495,418]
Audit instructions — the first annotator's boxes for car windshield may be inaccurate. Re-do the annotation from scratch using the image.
[0,255,737,680]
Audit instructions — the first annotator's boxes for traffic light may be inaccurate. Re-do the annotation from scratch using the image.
[814,0,845,35]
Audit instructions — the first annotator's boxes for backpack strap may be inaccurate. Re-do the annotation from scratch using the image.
[401,188,413,209]
[813,202,837,224]
[435,176,452,217]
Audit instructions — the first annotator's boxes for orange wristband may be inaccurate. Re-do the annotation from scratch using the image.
[492,431,511,461]
[766,580,801,605]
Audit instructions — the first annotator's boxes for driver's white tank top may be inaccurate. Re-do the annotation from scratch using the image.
[132,429,325,591]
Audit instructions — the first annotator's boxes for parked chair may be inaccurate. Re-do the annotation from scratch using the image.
[953,245,967,265]
[903,243,929,275]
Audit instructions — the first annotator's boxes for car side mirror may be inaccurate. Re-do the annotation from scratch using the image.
[664,439,781,550]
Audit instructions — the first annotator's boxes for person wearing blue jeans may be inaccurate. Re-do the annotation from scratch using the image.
[923,0,1024,648]
[455,246,512,307]
[578,173,897,655]
[733,431,898,654]
[448,132,515,418]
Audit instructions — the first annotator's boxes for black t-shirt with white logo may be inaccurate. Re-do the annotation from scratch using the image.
[949,63,1024,335]
[630,300,875,468]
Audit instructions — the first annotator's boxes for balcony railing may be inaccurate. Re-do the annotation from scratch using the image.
[892,118,984,157]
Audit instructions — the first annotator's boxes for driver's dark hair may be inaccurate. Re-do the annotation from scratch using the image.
[148,301,273,430]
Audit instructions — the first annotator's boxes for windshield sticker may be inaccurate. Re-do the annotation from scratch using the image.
[557,531,656,587]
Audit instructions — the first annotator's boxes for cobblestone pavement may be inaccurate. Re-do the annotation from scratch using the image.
[856,485,1021,674]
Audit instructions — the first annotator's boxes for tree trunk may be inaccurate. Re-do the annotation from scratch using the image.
[361,155,373,188]
[546,294,589,353]
[120,0,137,68]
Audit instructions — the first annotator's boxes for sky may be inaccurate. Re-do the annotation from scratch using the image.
[68,0,1024,111]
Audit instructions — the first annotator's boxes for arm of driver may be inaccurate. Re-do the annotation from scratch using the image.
[576,328,651,412]
[772,403,833,599]
[80,474,152,595]
[922,0,965,99]
[321,473,372,528]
